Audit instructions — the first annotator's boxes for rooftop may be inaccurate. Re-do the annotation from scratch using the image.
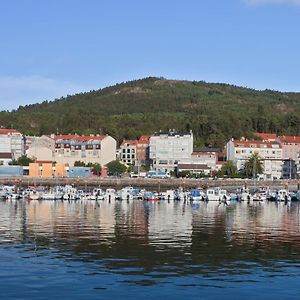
[254,132,277,141]
[278,135,300,144]
[153,129,192,137]
[0,128,21,135]
[54,134,105,142]
[232,139,282,149]
[121,139,138,147]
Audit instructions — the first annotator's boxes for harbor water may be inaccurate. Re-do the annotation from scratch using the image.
[0,199,300,299]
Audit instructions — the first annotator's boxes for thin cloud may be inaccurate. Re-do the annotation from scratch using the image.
[0,75,88,111]
[244,0,300,5]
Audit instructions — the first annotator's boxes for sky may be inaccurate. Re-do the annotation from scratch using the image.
[0,0,300,110]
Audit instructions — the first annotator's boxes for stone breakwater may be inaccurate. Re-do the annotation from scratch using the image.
[0,177,299,191]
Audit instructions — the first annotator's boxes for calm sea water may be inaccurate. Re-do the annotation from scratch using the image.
[0,199,300,299]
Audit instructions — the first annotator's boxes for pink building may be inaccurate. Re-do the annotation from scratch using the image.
[277,136,300,161]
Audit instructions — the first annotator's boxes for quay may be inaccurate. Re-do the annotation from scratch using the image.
[0,177,299,191]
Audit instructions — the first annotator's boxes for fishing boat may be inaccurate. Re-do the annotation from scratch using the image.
[206,187,230,202]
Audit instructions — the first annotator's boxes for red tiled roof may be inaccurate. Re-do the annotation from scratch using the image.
[121,139,138,147]
[53,134,77,140]
[254,132,277,140]
[232,140,282,148]
[73,136,105,142]
[278,136,300,144]
[138,135,150,143]
[0,129,20,135]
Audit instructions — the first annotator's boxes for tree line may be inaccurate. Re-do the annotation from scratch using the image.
[2,77,300,148]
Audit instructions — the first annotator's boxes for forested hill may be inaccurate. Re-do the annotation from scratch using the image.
[1,77,300,147]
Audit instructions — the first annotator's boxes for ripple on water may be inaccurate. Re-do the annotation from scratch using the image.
[1,200,300,299]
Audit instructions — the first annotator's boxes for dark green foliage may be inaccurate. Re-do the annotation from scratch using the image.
[87,163,102,176]
[243,153,264,178]
[106,160,127,174]
[9,155,34,166]
[220,160,238,177]
[74,161,86,167]
[2,77,300,147]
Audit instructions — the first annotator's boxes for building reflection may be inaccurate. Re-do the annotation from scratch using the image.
[1,199,300,271]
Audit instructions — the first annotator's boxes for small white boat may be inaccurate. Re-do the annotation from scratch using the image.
[275,189,290,202]
[29,190,40,200]
[189,188,206,201]
[105,188,117,201]
[206,187,230,202]
[117,187,134,200]
[163,190,175,200]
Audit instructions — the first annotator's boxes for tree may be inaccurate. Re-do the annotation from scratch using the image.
[220,160,238,177]
[74,161,86,167]
[9,155,34,166]
[91,163,102,176]
[106,160,127,174]
[244,153,263,178]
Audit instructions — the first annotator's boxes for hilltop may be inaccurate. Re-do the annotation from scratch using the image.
[1,77,300,147]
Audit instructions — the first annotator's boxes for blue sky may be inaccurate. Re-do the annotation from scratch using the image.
[0,0,300,110]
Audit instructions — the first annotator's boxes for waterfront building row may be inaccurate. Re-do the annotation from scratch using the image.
[2,126,300,179]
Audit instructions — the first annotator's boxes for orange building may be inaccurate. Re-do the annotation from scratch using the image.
[29,162,66,177]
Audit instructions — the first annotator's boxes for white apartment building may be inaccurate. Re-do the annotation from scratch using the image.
[226,138,283,179]
[53,134,117,167]
[149,130,193,172]
[0,129,24,161]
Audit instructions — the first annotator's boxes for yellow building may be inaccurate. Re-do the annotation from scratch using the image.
[29,162,66,177]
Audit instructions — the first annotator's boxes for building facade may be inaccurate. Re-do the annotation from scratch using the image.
[26,135,55,162]
[136,135,150,166]
[226,138,283,179]
[53,134,117,167]
[0,129,24,161]
[149,130,193,172]
[277,136,300,161]
[119,140,138,165]
[29,162,66,177]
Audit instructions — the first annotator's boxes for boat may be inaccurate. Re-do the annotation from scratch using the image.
[29,190,41,200]
[90,188,105,200]
[189,189,206,201]
[117,187,134,200]
[174,187,187,201]
[163,190,175,200]
[206,187,230,202]
[252,187,268,201]
[143,192,159,201]
[105,188,117,201]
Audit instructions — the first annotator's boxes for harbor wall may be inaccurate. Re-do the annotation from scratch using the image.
[0,176,298,191]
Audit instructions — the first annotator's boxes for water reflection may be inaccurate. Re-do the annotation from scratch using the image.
[1,199,300,298]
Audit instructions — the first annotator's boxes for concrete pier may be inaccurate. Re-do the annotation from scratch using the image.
[0,176,298,191]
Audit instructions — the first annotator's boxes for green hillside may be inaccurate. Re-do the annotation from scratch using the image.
[1,77,300,147]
